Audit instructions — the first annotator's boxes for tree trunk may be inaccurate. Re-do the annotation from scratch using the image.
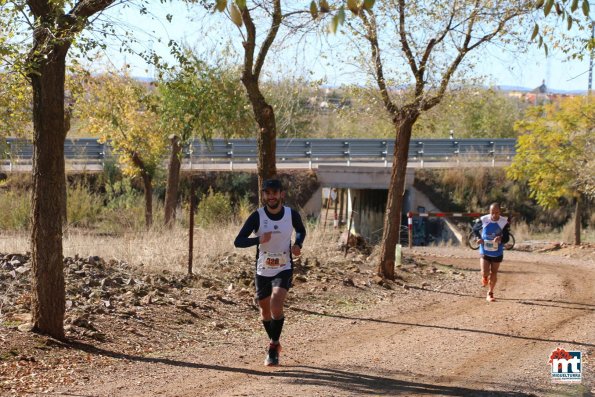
[164,135,181,227]
[131,152,153,228]
[377,114,417,280]
[574,193,582,245]
[241,76,277,203]
[29,47,69,340]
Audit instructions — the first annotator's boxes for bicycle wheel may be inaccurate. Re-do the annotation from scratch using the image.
[504,233,515,250]
[467,232,480,250]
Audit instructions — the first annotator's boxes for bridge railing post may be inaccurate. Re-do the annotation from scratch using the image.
[305,141,312,169]
[227,141,234,171]
[344,141,350,166]
[489,141,495,167]
[382,141,388,167]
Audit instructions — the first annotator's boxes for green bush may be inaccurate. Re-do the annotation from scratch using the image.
[67,182,103,227]
[197,187,233,227]
[235,194,255,222]
[0,189,30,230]
[105,178,142,209]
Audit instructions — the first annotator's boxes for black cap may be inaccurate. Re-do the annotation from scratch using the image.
[261,179,283,191]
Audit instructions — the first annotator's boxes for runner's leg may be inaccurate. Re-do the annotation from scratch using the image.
[489,261,500,294]
[480,258,490,286]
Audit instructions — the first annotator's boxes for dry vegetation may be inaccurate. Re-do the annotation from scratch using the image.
[0,222,442,395]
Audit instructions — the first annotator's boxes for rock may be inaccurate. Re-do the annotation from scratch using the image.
[17,323,34,332]
[342,277,355,287]
[72,315,95,330]
[100,277,115,288]
[211,321,225,329]
[140,295,152,305]
[12,313,32,323]
[15,265,30,275]
[9,259,23,267]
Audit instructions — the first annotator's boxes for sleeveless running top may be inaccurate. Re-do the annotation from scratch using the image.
[256,206,293,276]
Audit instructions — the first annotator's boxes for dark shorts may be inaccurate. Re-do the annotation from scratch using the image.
[255,269,293,300]
[480,254,503,263]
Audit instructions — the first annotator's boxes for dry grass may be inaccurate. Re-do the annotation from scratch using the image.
[0,218,344,275]
[0,223,245,274]
[1,217,592,277]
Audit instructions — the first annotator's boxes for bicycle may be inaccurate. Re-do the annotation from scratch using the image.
[467,230,515,250]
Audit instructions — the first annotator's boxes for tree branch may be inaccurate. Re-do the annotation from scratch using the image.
[253,0,281,79]
[421,2,523,111]
[58,0,117,36]
[398,0,418,78]
[241,5,257,79]
[360,10,398,116]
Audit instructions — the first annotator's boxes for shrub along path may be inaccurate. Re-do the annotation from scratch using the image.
[1,245,594,396]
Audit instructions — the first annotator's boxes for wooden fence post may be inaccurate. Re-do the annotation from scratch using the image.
[188,184,196,275]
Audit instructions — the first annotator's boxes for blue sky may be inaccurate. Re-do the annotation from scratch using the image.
[96,2,594,93]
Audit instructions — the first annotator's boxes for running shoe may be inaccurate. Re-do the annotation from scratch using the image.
[481,276,489,287]
[486,291,495,302]
[264,343,280,366]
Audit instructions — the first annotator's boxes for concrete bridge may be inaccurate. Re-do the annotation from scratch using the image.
[1,137,513,245]
[304,165,467,245]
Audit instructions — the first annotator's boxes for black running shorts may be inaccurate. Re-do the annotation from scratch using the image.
[480,254,503,263]
[255,269,293,300]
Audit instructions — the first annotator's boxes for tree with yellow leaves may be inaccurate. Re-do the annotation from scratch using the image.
[76,72,167,228]
[507,95,594,244]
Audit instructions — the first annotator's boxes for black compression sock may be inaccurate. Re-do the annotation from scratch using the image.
[262,320,273,340]
[270,317,285,343]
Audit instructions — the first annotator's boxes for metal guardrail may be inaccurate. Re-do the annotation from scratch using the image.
[1,137,517,171]
[187,138,516,169]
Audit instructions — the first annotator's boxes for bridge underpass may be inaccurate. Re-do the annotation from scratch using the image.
[306,165,464,245]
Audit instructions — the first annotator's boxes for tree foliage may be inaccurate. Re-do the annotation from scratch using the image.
[415,88,526,138]
[507,95,595,207]
[532,0,592,57]
[75,71,166,227]
[0,72,31,138]
[157,51,254,142]
[77,72,166,178]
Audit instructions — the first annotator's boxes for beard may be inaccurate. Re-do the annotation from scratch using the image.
[266,199,280,209]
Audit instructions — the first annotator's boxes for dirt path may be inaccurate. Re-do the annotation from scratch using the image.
[62,248,594,397]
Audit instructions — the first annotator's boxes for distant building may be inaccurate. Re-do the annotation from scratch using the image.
[499,79,578,105]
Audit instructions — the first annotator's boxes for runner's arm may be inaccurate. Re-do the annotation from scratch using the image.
[234,211,260,248]
[291,209,306,248]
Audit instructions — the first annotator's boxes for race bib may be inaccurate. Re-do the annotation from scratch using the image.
[262,252,288,269]
[484,239,499,252]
